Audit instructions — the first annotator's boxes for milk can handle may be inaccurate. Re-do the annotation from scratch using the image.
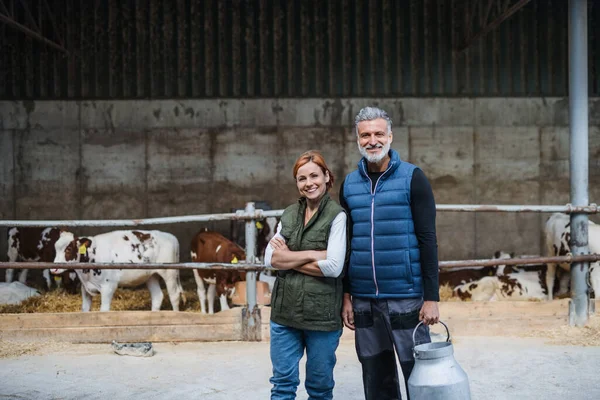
[412,320,451,348]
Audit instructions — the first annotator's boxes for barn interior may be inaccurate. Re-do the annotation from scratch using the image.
[1,0,599,299]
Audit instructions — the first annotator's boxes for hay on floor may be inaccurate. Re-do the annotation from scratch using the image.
[0,289,200,313]
[522,314,600,346]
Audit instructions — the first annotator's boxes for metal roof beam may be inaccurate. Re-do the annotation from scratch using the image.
[0,0,11,17]
[18,0,40,32]
[42,0,63,46]
[0,12,68,54]
[456,0,531,53]
[0,0,67,54]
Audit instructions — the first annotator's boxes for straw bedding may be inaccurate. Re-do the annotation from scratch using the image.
[0,288,200,313]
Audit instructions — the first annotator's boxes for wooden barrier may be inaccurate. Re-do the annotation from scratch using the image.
[0,300,596,343]
[0,308,267,343]
[263,299,595,341]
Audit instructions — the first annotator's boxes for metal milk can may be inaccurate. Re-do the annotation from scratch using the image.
[407,320,472,400]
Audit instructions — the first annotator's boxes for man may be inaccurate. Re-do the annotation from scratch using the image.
[340,106,440,400]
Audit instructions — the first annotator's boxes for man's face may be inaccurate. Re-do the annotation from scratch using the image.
[356,118,392,163]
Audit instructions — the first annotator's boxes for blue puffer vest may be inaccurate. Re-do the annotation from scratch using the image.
[343,149,423,299]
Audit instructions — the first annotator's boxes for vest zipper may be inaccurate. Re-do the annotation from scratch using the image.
[365,161,394,297]
[370,196,379,296]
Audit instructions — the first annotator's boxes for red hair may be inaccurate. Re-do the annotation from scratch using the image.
[292,150,335,190]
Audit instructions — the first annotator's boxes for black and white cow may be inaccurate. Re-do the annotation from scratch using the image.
[544,212,600,300]
[7,227,78,292]
[51,230,184,312]
[439,251,512,290]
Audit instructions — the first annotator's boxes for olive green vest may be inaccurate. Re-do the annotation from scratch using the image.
[270,193,345,331]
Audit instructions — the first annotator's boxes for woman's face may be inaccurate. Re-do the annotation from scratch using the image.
[295,161,329,202]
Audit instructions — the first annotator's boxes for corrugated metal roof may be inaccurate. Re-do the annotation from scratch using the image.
[0,0,598,99]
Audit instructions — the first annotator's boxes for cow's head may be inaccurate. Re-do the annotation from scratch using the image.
[218,279,238,300]
[51,231,93,274]
[494,250,514,259]
[256,217,279,259]
[38,227,61,262]
[229,246,246,264]
[454,282,476,301]
[221,237,247,264]
[215,271,246,300]
[493,250,514,275]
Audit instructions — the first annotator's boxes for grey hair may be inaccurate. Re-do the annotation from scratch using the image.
[354,106,392,136]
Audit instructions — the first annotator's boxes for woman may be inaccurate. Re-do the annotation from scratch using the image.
[264,150,347,400]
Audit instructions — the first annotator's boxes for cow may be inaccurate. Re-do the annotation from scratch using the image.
[6,227,78,292]
[190,230,246,314]
[51,230,184,312]
[231,216,279,262]
[439,251,512,289]
[544,212,600,300]
[454,253,548,301]
[256,217,279,261]
[453,274,547,302]
[256,217,280,289]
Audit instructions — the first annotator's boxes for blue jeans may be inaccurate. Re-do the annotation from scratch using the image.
[270,321,343,400]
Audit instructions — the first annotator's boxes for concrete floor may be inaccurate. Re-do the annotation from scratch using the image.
[1,336,599,400]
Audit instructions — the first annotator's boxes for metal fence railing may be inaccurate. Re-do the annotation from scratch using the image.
[1,202,598,339]
[0,203,596,228]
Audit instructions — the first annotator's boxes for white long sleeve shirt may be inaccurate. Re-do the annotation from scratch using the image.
[264,211,347,278]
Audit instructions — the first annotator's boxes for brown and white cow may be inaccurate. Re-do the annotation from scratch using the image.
[6,227,78,292]
[190,230,246,314]
[454,253,549,301]
[439,251,512,289]
[454,271,549,302]
[51,230,184,312]
[544,212,600,300]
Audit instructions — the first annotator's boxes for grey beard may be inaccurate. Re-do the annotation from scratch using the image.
[358,141,390,164]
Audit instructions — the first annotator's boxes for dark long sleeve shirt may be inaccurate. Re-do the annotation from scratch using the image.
[339,168,440,302]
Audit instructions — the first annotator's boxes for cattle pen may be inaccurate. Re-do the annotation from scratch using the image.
[1,200,599,344]
[3,1,600,398]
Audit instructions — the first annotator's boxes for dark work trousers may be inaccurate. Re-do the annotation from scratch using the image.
[353,297,431,400]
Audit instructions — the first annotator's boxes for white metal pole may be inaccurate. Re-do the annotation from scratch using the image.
[244,202,258,324]
[568,0,591,326]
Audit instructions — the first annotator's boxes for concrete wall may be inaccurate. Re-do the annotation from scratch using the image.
[1,98,600,270]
